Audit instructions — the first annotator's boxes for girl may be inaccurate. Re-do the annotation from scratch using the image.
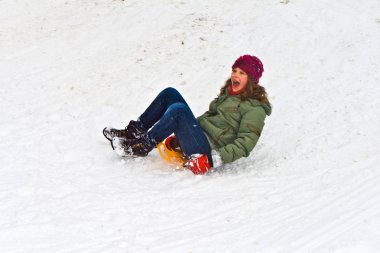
[103,55,272,174]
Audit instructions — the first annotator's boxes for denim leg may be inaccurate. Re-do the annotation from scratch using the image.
[148,103,211,159]
[139,87,188,130]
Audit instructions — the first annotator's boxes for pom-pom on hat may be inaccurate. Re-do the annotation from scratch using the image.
[232,55,264,83]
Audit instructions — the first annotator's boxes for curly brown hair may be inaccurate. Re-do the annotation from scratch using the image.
[219,78,270,104]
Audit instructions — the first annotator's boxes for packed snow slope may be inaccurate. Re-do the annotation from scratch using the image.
[1,0,380,252]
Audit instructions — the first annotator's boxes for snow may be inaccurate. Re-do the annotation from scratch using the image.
[1,0,380,252]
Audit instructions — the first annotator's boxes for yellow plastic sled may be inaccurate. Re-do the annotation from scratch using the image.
[157,141,185,166]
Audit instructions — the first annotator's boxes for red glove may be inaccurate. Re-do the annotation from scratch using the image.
[184,154,211,175]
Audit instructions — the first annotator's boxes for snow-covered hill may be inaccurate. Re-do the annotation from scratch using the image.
[1,0,380,252]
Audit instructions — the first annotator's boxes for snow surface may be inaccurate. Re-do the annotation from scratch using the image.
[1,0,380,252]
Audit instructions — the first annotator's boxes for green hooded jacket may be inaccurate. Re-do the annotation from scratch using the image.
[197,90,272,164]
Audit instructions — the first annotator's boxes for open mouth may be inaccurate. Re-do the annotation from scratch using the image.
[232,80,240,87]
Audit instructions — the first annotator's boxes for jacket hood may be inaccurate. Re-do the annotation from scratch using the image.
[250,99,272,116]
[225,87,272,116]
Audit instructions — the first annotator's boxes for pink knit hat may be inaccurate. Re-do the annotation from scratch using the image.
[232,55,264,83]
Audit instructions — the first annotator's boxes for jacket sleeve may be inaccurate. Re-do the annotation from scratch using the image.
[197,97,219,121]
[218,107,266,164]
[196,111,211,122]
[197,101,217,122]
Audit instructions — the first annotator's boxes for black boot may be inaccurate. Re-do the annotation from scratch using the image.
[103,120,147,141]
[111,134,156,157]
[103,127,129,141]
[126,120,147,139]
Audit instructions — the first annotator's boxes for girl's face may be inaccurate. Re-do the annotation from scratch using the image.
[231,67,248,93]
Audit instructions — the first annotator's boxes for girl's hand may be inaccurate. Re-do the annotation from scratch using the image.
[183,154,211,175]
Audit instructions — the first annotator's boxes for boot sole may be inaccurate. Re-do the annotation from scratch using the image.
[103,127,113,141]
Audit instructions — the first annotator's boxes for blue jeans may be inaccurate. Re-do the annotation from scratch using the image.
[139,87,212,161]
